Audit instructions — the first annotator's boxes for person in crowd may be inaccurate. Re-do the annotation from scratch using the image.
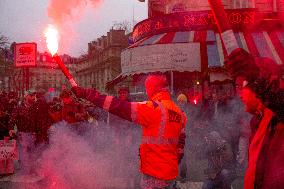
[118,86,131,101]
[175,93,189,184]
[107,86,140,188]
[0,91,18,176]
[202,131,236,189]
[59,89,88,124]
[207,93,218,120]
[48,97,63,124]
[108,86,133,142]
[72,74,187,189]
[171,93,192,188]
[0,104,11,140]
[199,90,213,121]
[217,86,251,173]
[112,86,134,142]
[6,91,18,115]
[225,48,284,189]
[176,93,188,112]
[9,90,37,174]
[31,92,52,145]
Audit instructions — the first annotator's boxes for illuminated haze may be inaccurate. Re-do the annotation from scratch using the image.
[0,0,147,56]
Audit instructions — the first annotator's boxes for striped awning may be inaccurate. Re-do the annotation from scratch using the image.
[129,31,216,48]
[128,30,284,67]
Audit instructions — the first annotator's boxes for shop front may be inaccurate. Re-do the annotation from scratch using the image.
[107,8,284,103]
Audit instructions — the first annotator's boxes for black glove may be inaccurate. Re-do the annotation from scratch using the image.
[225,48,259,82]
[71,86,87,99]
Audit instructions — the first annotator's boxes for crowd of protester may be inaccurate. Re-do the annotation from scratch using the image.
[0,88,141,187]
[0,85,250,187]
[0,76,276,189]
[0,89,90,175]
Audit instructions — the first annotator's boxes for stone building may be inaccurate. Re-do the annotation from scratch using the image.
[74,29,128,93]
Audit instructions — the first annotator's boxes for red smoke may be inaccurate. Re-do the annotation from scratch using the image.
[46,0,103,55]
[47,0,102,25]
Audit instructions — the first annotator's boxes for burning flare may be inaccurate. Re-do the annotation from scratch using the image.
[44,25,59,56]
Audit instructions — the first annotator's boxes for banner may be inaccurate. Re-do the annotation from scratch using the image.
[133,9,256,42]
[0,140,18,160]
[121,43,201,75]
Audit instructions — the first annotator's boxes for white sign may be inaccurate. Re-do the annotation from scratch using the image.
[0,140,18,160]
[121,43,201,75]
[14,43,37,67]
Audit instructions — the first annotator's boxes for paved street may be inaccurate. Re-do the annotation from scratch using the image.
[0,173,204,189]
[0,173,43,189]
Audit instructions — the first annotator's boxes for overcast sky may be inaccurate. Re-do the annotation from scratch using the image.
[0,0,147,57]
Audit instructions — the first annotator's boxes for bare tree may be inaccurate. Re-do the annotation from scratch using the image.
[112,20,132,34]
[0,34,9,49]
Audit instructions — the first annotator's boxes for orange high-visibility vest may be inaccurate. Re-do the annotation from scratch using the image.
[131,94,186,180]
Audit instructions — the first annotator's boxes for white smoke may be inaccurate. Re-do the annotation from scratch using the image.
[26,119,141,189]
[176,95,251,181]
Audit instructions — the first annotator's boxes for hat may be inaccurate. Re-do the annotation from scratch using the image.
[177,93,187,103]
[145,74,169,98]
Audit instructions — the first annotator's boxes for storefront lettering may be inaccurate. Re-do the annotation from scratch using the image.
[133,9,257,42]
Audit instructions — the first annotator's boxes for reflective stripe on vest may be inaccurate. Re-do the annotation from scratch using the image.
[142,101,179,145]
[103,96,113,111]
[141,136,179,145]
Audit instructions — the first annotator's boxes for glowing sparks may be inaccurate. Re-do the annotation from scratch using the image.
[44,25,59,56]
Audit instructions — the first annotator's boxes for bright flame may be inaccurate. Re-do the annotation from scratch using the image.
[44,25,59,56]
[193,99,197,105]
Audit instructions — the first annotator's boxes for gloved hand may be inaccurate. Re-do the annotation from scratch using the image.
[72,87,101,100]
[224,48,259,82]
[71,86,87,99]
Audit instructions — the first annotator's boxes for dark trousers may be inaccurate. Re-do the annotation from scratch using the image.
[202,169,236,189]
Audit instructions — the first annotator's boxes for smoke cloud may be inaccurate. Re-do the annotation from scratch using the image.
[174,94,251,182]
[18,119,140,189]
[46,0,103,55]
[47,0,103,26]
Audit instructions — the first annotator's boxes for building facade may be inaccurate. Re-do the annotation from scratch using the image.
[13,53,76,94]
[74,29,128,94]
[148,0,284,16]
